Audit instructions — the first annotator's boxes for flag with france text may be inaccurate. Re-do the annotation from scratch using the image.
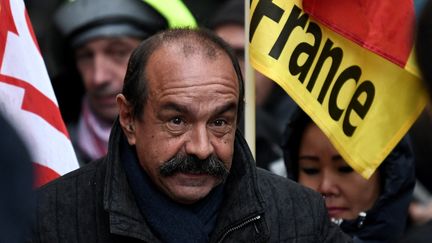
[250,0,428,178]
[0,0,79,186]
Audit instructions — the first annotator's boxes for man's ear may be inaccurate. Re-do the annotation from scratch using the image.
[117,94,136,145]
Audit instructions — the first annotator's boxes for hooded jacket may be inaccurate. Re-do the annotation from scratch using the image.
[32,120,351,242]
[282,109,416,242]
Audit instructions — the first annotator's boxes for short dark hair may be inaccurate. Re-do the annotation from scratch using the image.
[281,108,312,181]
[416,1,432,96]
[122,28,245,123]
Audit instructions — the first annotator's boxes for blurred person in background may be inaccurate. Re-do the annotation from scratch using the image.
[396,0,432,242]
[410,0,432,224]
[52,0,190,165]
[282,108,415,242]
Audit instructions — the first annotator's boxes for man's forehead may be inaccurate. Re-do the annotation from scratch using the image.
[156,38,226,58]
[148,44,235,77]
[141,35,240,99]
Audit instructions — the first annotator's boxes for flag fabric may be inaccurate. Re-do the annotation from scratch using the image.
[249,0,428,178]
[0,0,79,186]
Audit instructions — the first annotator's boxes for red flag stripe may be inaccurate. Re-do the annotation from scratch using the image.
[33,162,60,187]
[303,0,414,67]
[0,73,70,138]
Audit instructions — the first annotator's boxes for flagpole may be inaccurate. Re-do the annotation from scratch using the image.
[244,0,256,159]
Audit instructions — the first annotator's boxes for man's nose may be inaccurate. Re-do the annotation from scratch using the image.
[185,124,214,160]
[92,55,112,86]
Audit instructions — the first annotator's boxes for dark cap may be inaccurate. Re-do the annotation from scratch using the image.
[54,0,167,47]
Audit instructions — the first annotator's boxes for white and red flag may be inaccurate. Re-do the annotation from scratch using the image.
[0,0,79,186]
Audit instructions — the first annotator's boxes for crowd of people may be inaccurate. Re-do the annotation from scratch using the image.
[2,0,432,242]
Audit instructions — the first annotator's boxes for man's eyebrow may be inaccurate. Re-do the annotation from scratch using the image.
[332,155,343,161]
[213,102,237,116]
[160,102,189,113]
[160,102,237,115]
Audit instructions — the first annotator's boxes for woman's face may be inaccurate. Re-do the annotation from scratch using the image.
[298,123,380,220]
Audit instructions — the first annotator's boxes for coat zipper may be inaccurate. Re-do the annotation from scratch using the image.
[217,215,261,243]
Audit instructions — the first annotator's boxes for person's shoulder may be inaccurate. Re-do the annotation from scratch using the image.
[256,167,326,215]
[33,158,109,241]
[37,158,106,196]
[255,168,352,242]
[256,167,320,199]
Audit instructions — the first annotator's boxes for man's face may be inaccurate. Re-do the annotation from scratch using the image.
[120,44,239,204]
[75,37,141,122]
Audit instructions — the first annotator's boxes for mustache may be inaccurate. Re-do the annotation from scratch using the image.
[159,153,229,180]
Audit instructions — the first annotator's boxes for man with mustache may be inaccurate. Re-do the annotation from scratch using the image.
[32,29,351,242]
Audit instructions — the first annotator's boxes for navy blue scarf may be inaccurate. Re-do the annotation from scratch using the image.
[121,139,224,243]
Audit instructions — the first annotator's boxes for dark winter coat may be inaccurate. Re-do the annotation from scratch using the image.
[32,120,351,242]
[282,110,416,242]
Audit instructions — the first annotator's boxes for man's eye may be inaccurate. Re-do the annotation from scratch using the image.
[338,166,354,173]
[107,47,133,62]
[75,51,92,63]
[166,117,186,133]
[170,117,183,125]
[301,168,320,175]
[109,49,129,58]
[213,119,226,127]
